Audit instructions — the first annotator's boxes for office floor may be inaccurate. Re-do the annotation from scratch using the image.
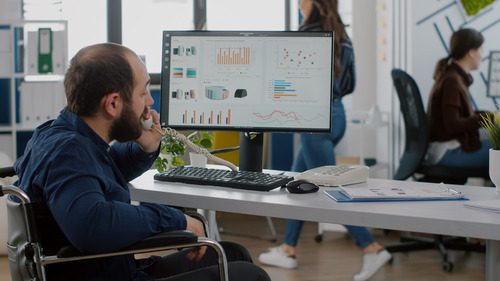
[0,213,485,281]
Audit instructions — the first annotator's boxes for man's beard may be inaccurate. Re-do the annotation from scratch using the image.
[109,103,142,142]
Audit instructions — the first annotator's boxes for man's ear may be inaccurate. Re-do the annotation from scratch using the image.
[102,92,122,118]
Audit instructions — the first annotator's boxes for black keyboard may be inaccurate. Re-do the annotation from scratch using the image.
[154,166,294,192]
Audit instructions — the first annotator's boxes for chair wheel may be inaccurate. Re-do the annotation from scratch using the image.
[442,261,454,272]
[314,234,323,243]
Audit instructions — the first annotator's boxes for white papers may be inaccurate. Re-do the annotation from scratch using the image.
[339,184,465,200]
[464,199,500,213]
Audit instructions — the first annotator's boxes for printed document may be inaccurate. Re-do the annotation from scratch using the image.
[338,184,464,200]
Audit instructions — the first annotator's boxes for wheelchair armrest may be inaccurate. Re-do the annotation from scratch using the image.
[56,230,197,258]
[0,166,15,178]
[126,230,198,250]
[185,210,210,237]
[51,231,228,281]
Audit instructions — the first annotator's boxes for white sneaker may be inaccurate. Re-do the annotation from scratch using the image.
[353,249,391,281]
[258,246,298,269]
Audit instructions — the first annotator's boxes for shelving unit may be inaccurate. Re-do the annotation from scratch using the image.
[0,20,67,160]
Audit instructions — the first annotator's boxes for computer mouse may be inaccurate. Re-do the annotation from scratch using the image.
[286,179,319,194]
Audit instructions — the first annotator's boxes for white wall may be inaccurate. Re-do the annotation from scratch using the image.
[351,0,378,112]
[411,0,500,111]
[337,0,393,175]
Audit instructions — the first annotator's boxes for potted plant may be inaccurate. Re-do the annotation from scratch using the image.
[154,135,186,172]
[154,131,214,172]
[187,131,214,167]
[481,112,500,189]
[188,131,214,150]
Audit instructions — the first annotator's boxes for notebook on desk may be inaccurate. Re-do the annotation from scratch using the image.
[325,184,467,202]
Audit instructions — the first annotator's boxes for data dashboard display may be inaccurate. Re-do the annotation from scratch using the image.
[160,31,334,132]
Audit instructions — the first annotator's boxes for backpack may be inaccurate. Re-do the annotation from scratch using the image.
[334,38,356,99]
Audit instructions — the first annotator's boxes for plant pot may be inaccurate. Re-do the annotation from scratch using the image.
[159,153,182,171]
[490,149,500,191]
[160,153,173,170]
[189,152,207,168]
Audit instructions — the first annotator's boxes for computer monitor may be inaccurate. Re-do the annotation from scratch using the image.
[160,30,334,171]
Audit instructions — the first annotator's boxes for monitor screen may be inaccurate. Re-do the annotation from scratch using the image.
[160,30,334,133]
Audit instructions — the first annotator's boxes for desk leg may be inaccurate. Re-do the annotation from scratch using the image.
[198,209,221,241]
[208,210,221,241]
[265,217,277,242]
[485,240,500,281]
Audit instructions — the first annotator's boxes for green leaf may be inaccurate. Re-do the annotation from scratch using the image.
[154,157,167,172]
[460,0,495,16]
[171,156,185,167]
[481,112,500,150]
[160,135,186,156]
[188,131,214,149]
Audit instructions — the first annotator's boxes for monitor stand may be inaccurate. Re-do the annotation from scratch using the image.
[239,132,263,172]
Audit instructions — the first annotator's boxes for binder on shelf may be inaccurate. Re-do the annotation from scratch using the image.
[325,184,467,203]
[0,27,11,77]
[0,79,10,125]
[27,30,66,75]
[19,82,34,128]
[52,82,66,118]
[20,81,64,129]
[1,21,67,159]
[32,85,45,124]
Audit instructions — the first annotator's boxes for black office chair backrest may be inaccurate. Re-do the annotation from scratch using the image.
[392,69,429,181]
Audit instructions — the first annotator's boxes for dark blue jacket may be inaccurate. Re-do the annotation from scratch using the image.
[14,109,186,281]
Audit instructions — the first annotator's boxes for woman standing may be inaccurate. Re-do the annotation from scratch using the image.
[258,1,391,280]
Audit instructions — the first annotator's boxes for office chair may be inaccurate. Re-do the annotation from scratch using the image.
[0,166,229,281]
[386,69,486,272]
[390,69,490,184]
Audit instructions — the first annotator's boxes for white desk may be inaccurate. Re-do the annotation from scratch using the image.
[130,169,500,281]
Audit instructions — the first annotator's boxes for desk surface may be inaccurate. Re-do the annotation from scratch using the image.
[130,169,500,241]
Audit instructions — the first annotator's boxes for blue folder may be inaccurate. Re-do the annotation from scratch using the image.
[324,188,468,203]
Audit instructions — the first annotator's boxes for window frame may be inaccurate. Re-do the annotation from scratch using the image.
[109,0,292,85]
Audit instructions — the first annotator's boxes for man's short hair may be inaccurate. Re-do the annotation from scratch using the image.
[64,43,135,116]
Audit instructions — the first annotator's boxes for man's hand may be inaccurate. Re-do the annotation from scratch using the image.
[184,215,207,261]
[136,109,162,153]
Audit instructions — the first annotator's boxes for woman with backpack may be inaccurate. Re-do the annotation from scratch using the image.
[258,1,391,280]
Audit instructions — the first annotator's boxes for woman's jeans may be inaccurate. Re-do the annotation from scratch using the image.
[284,100,375,248]
[438,139,490,168]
